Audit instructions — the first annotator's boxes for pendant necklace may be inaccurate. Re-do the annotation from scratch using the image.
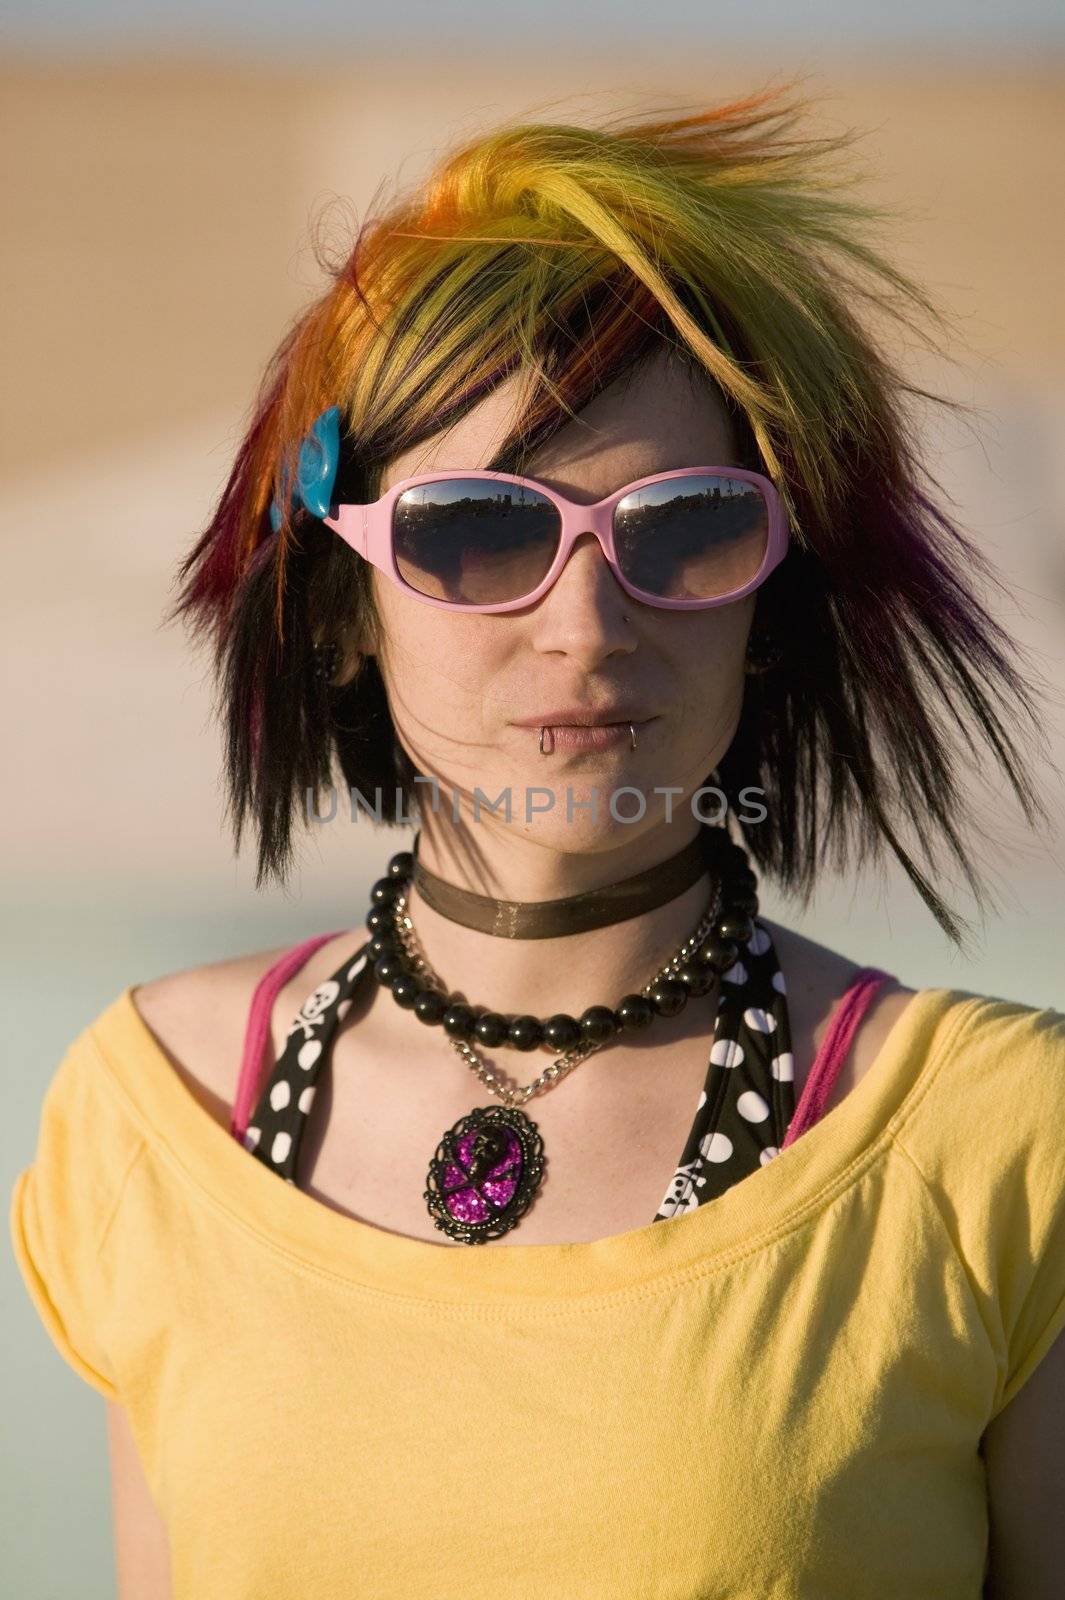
[365,825,761,1244]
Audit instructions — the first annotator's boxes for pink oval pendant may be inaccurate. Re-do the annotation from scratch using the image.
[425,1105,545,1243]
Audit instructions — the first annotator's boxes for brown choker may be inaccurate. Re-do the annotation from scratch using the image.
[410,830,718,938]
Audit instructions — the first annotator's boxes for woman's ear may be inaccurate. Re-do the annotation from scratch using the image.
[312,596,378,688]
[336,617,375,683]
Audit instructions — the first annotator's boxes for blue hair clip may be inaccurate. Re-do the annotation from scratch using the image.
[269,405,342,529]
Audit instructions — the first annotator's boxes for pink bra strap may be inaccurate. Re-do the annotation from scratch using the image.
[230,931,348,1143]
[781,967,897,1150]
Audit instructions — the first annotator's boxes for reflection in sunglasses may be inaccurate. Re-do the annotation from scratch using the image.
[391,473,769,604]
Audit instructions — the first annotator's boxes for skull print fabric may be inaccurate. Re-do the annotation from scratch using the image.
[653,921,794,1217]
[242,922,796,1221]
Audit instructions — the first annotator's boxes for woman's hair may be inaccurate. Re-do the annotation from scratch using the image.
[169,77,1049,945]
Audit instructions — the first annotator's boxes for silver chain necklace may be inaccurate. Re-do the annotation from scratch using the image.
[363,828,758,1242]
[388,880,722,1110]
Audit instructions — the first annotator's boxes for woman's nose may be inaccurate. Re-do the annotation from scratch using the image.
[529,533,638,668]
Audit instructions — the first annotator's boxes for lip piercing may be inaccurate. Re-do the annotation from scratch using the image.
[539,724,637,753]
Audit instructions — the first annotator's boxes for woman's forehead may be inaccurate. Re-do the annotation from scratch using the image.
[378,350,737,500]
[379,370,533,492]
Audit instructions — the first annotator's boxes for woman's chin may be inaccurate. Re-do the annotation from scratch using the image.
[494,797,694,862]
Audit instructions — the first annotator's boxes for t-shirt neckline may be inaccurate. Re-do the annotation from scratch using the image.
[94,983,979,1307]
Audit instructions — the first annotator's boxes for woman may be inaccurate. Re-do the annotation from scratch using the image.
[11,85,1065,1598]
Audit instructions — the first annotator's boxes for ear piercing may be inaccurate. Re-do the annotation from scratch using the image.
[312,640,340,685]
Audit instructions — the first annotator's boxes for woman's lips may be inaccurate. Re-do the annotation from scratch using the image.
[533,720,651,753]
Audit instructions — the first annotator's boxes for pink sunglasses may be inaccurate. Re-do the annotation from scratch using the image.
[322,465,788,615]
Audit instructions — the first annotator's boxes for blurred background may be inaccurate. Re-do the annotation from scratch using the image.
[3,2,1063,1592]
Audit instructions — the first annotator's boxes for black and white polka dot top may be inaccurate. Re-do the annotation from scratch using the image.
[235,920,894,1224]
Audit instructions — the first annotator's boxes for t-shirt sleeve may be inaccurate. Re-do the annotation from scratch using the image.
[9,1023,145,1402]
[893,995,1065,1420]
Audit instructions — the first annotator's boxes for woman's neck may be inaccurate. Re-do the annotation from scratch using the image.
[402,818,715,1018]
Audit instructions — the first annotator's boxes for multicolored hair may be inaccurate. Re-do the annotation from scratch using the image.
[169,78,1048,944]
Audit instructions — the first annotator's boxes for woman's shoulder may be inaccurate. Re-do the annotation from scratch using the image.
[878,983,1065,1419]
[757,915,920,1102]
[752,918,1057,1122]
[130,934,355,1134]
[12,937,356,1405]
[889,982,1065,1139]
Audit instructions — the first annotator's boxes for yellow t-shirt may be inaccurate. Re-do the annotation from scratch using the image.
[10,983,1065,1599]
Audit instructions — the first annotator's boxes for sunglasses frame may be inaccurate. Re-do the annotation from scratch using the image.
[322,465,788,613]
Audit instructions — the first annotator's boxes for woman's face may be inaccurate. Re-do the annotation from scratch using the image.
[362,347,756,857]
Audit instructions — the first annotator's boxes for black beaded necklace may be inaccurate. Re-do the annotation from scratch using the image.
[364,824,761,1244]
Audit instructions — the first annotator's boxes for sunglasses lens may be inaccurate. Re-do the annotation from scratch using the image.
[393,479,560,604]
[614,475,770,601]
